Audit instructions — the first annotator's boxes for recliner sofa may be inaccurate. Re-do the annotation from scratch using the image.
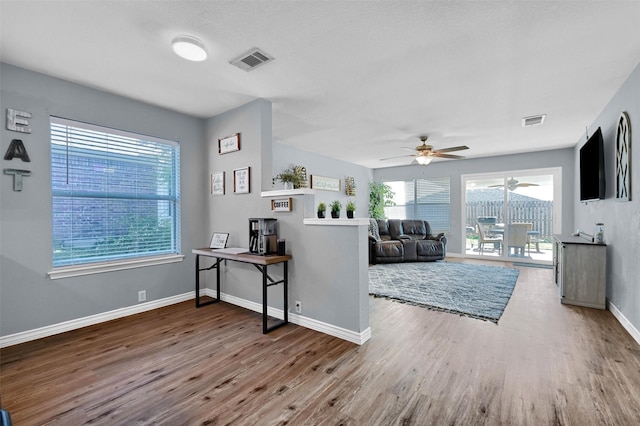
[369,219,447,264]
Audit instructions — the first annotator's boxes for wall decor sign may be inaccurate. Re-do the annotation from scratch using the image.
[615,111,631,201]
[3,168,31,191]
[310,175,340,192]
[233,166,250,194]
[4,139,31,162]
[218,133,240,154]
[6,108,32,134]
[211,171,225,195]
[294,165,308,188]
[345,176,356,196]
[5,108,33,191]
[271,197,293,212]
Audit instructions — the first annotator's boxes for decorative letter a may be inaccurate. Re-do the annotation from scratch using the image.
[4,139,31,162]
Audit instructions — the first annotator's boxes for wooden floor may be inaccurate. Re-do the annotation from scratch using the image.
[2,259,640,425]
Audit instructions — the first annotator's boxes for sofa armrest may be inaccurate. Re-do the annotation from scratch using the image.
[425,232,445,240]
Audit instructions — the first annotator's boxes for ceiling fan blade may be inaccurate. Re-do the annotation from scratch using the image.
[488,184,505,188]
[433,153,465,159]
[401,147,416,152]
[380,154,415,161]
[434,145,469,153]
[516,183,539,187]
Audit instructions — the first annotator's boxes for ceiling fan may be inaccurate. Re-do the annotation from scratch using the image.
[380,136,469,165]
[489,178,539,191]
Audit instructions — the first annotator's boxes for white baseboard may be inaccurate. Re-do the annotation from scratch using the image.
[205,289,371,345]
[0,290,371,348]
[607,299,640,346]
[0,292,194,348]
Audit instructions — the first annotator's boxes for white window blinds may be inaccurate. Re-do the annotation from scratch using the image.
[50,117,181,267]
[384,177,450,232]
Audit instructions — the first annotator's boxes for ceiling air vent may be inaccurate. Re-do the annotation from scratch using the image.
[230,48,274,71]
[522,114,546,127]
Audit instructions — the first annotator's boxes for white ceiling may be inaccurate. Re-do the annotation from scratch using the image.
[2,1,639,169]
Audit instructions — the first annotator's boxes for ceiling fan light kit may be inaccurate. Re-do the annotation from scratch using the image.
[380,135,469,165]
[415,156,432,165]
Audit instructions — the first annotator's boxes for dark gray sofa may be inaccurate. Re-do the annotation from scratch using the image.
[369,219,447,264]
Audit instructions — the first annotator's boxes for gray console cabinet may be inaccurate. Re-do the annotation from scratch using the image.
[553,235,606,309]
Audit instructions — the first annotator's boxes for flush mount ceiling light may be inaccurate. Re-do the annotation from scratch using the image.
[171,35,207,62]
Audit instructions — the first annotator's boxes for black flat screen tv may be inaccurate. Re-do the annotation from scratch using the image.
[579,127,605,201]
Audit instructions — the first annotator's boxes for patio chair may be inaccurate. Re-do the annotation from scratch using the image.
[508,223,532,256]
[476,222,503,255]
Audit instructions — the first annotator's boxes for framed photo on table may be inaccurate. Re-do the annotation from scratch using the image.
[233,166,251,194]
[218,133,240,154]
[209,232,229,249]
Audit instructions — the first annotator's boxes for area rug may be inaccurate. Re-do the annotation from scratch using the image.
[368,262,519,323]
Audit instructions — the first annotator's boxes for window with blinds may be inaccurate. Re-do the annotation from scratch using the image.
[50,117,181,267]
[384,177,450,232]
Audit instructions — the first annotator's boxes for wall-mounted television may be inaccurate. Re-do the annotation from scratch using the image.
[579,127,605,201]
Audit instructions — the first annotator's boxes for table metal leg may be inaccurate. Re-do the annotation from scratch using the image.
[195,255,221,308]
[257,262,289,334]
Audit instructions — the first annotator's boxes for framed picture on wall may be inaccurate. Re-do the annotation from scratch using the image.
[233,166,250,194]
[218,133,240,154]
[211,171,225,195]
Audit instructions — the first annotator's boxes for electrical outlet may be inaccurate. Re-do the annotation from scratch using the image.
[295,300,301,314]
[138,290,146,302]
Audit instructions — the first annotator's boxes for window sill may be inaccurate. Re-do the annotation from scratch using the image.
[48,254,185,280]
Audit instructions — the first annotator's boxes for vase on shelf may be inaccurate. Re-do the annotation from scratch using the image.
[283,182,294,190]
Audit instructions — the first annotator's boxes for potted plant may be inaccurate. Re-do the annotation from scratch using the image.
[346,200,356,219]
[368,181,395,219]
[317,202,326,218]
[275,165,306,190]
[330,200,342,219]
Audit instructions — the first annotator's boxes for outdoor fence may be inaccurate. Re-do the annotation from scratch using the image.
[466,200,553,240]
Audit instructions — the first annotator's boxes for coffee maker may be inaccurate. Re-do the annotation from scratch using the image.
[249,218,278,255]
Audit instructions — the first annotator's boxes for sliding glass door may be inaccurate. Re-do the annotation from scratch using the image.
[463,168,560,263]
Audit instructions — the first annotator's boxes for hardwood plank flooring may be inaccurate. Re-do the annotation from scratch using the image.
[2,259,640,425]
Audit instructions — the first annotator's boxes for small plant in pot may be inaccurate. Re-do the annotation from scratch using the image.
[346,200,356,219]
[275,166,306,190]
[330,200,342,219]
[317,202,326,218]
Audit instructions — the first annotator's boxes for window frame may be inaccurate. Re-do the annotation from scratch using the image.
[383,177,451,233]
[48,116,183,278]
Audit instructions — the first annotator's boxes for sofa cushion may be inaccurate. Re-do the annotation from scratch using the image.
[374,240,404,262]
[400,220,427,239]
[377,219,393,241]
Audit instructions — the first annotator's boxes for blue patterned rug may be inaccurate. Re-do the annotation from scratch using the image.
[369,262,519,323]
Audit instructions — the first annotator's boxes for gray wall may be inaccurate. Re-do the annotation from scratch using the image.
[373,148,575,254]
[203,99,278,304]
[272,141,373,216]
[573,62,640,332]
[0,64,374,339]
[0,63,206,336]
[203,106,372,332]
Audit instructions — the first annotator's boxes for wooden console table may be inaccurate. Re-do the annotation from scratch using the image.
[192,248,292,333]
